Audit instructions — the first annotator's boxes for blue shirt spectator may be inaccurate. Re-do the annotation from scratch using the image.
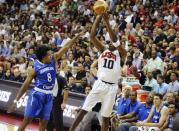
[167,72,179,93]
[135,103,152,121]
[124,99,141,114]
[124,91,141,114]
[117,97,130,115]
[54,32,62,46]
[1,43,11,57]
[117,85,131,115]
[154,74,169,95]
[54,37,62,46]
[118,94,153,131]
[154,83,168,95]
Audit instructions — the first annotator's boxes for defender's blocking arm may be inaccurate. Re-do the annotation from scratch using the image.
[54,32,85,61]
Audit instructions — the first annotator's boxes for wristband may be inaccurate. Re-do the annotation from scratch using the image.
[112,40,120,47]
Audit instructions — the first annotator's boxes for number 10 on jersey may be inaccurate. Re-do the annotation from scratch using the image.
[103,59,114,69]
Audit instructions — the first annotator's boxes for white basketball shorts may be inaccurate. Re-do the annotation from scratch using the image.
[82,79,118,117]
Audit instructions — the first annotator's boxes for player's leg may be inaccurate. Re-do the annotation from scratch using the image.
[100,84,118,131]
[70,80,104,131]
[39,119,48,131]
[20,91,42,131]
[46,111,54,131]
[69,109,88,131]
[40,94,53,131]
[18,117,33,131]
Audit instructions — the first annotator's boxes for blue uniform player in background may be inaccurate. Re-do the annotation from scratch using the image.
[7,31,84,131]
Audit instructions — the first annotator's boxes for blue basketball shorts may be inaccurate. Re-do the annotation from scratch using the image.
[24,90,53,121]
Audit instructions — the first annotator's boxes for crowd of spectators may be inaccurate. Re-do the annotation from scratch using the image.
[0,0,179,130]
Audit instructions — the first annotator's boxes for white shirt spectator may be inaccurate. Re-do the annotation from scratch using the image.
[20,48,27,58]
[167,14,178,24]
[67,60,76,68]
[83,32,90,40]
[83,9,91,16]
[164,15,172,23]
[167,80,179,93]
[16,63,26,71]
[60,70,66,78]
[0,26,7,35]
[36,2,44,12]
[144,56,164,73]
[109,19,116,29]
[103,32,111,42]
[142,0,147,5]
[132,4,138,12]
[135,28,144,36]
[144,78,158,91]
[132,57,142,70]
[125,14,133,24]
[154,83,169,95]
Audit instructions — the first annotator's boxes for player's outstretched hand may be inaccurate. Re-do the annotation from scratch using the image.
[7,102,17,113]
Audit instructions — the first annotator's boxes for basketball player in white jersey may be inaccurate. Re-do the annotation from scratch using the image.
[70,14,127,131]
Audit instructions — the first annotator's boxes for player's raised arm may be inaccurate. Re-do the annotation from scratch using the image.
[103,13,117,42]
[54,32,85,61]
[102,13,127,62]
[7,67,35,113]
[90,59,98,77]
[90,15,105,52]
[117,43,127,63]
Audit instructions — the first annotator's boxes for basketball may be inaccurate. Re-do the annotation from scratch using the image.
[93,0,108,15]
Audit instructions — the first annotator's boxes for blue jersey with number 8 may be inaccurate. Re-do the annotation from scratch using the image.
[33,58,56,91]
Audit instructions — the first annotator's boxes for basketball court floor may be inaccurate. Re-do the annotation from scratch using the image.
[0,112,38,131]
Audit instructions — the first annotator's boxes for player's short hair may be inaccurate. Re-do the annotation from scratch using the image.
[35,45,50,61]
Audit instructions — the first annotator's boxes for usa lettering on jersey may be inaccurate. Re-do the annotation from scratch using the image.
[101,51,116,61]
[97,50,121,83]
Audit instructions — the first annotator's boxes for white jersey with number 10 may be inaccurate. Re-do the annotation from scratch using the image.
[97,49,121,84]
